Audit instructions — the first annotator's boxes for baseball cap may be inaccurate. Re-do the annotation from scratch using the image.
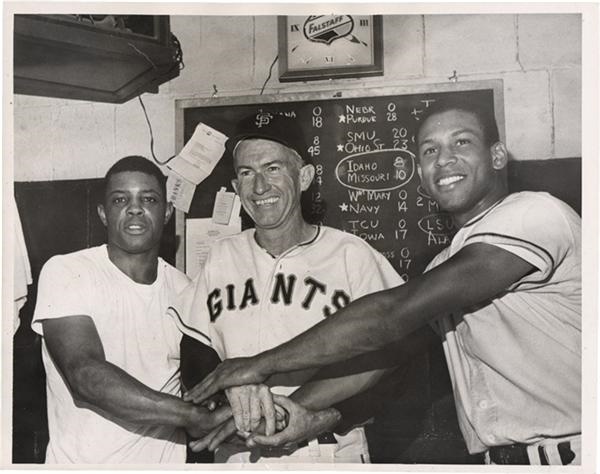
[226,112,309,163]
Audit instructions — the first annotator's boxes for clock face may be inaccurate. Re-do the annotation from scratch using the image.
[278,15,383,81]
[286,15,375,70]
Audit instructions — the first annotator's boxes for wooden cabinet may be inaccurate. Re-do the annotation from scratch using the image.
[14,15,182,103]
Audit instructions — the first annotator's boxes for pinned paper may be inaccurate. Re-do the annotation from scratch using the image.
[166,171,196,213]
[185,217,242,278]
[212,187,236,225]
[167,123,228,185]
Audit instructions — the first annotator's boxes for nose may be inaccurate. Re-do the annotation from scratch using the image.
[127,198,144,215]
[253,172,270,195]
[435,145,457,167]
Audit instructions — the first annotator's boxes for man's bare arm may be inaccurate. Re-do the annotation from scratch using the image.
[185,243,535,403]
[43,316,230,438]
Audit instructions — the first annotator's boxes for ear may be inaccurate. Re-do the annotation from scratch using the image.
[417,164,423,182]
[164,201,174,224]
[490,142,508,170]
[231,179,239,194]
[299,164,315,191]
[97,204,108,227]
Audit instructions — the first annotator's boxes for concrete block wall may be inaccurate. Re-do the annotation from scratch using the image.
[13,13,582,182]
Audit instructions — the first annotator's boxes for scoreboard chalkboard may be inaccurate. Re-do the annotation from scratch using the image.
[175,80,504,277]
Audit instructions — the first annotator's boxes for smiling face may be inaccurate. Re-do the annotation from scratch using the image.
[97,171,173,257]
[232,138,314,232]
[417,109,508,227]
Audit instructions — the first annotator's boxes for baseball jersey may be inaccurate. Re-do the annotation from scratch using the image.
[32,245,190,464]
[172,225,404,461]
[426,191,581,454]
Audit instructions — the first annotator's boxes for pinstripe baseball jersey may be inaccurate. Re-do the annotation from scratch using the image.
[174,225,403,393]
[171,225,403,462]
[427,191,581,454]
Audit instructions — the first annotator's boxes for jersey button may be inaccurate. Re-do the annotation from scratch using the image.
[478,400,489,409]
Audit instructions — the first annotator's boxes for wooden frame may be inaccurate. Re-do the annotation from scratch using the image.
[278,15,383,82]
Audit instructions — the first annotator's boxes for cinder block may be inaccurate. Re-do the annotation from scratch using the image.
[553,68,581,158]
[518,14,581,69]
[503,70,552,160]
[14,101,116,181]
[254,16,279,90]
[49,102,116,180]
[384,15,424,79]
[424,14,519,76]
[114,96,175,174]
[171,16,255,95]
[13,105,56,181]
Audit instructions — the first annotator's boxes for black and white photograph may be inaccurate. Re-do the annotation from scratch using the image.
[3,2,598,470]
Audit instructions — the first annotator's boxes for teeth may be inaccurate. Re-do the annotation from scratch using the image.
[255,197,278,206]
[437,175,464,186]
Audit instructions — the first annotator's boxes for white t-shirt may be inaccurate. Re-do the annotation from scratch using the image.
[32,245,190,464]
[426,192,581,453]
[171,226,404,462]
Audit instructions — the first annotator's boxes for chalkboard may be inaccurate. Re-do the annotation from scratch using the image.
[175,80,504,279]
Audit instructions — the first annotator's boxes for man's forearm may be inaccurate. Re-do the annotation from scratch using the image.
[70,357,205,429]
[252,244,506,376]
[290,367,390,411]
[254,286,413,375]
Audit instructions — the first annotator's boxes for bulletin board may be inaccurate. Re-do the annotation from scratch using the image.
[174,80,505,278]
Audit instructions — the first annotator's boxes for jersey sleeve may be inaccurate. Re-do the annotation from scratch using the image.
[464,194,577,286]
[167,271,213,347]
[31,255,95,336]
[348,240,405,299]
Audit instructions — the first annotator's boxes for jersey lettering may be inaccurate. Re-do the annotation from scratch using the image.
[208,288,222,321]
[207,273,349,320]
[239,278,258,310]
[301,277,327,309]
[271,273,297,305]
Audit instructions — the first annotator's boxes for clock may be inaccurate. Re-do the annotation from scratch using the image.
[278,15,383,82]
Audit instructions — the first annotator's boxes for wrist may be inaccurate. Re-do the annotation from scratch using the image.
[253,351,275,379]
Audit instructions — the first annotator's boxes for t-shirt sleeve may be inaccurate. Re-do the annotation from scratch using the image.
[32,255,98,336]
[167,271,213,347]
[464,195,576,286]
[349,240,405,299]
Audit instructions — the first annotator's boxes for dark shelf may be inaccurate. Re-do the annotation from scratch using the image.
[14,14,181,104]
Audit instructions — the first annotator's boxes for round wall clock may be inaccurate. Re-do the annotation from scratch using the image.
[278,15,383,82]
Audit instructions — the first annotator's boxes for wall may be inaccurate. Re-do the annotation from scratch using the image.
[13,13,582,182]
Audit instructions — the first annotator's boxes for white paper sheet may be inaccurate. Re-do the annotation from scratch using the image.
[167,122,228,185]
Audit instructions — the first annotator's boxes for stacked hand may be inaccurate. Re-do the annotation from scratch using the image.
[184,357,266,404]
[186,382,341,453]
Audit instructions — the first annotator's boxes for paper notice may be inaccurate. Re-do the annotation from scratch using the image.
[212,187,236,225]
[168,123,228,185]
[185,217,242,279]
[166,171,196,213]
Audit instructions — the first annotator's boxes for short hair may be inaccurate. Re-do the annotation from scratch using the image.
[103,155,167,201]
[417,97,500,147]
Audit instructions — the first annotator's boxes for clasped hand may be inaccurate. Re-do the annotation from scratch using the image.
[188,384,341,454]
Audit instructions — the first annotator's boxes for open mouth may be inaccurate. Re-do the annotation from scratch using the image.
[255,197,279,206]
[436,175,465,187]
[125,223,147,234]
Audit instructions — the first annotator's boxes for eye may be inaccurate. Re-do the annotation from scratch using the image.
[456,138,471,146]
[143,196,158,203]
[421,146,437,157]
[267,164,281,173]
[112,196,127,205]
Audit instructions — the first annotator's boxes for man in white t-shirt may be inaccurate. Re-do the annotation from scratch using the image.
[31,156,230,464]
[186,100,582,466]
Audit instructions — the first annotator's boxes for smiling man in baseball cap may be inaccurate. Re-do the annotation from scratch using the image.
[174,112,404,463]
